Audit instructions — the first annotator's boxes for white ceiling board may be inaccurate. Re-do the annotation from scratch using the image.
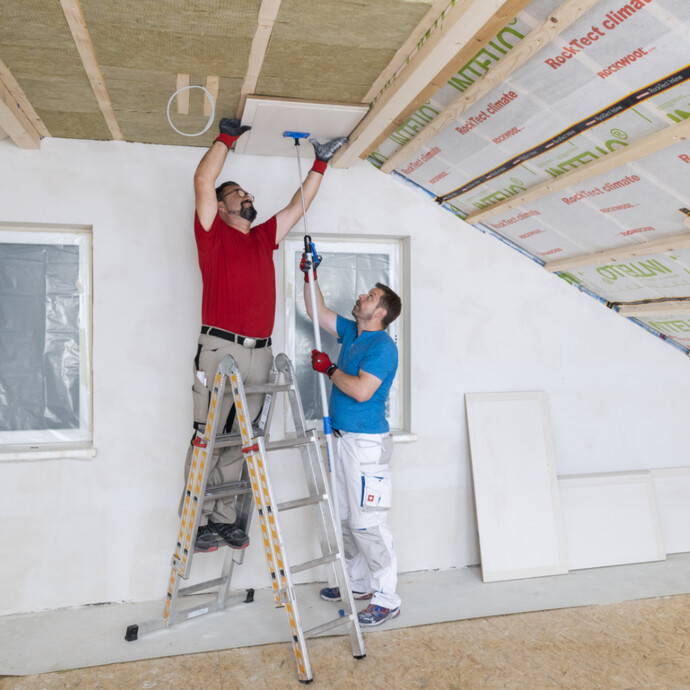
[236,97,368,158]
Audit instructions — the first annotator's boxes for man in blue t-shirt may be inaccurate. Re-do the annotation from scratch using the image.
[302,253,402,628]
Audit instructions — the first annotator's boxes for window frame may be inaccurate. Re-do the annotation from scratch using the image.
[0,222,94,461]
[283,233,411,436]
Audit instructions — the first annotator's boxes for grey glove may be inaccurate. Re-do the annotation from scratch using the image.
[310,137,348,162]
[219,118,251,138]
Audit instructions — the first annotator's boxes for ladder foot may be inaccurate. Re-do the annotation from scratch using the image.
[298,679,314,685]
[124,624,139,642]
[245,588,255,603]
[354,654,367,660]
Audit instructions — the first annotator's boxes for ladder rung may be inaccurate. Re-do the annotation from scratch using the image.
[277,494,326,512]
[290,553,338,574]
[244,383,295,394]
[305,612,356,638]
[265,431,318,452]
[214,429,265,448]
[204,480,252,499]
[180,576,228,596]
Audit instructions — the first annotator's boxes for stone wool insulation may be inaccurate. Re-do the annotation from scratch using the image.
[256,0,434,103]
[0,0,433,147]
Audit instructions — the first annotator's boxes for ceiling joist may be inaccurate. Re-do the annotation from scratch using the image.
[0,81,40,149]
[238,0,282,118]
[545,232,690,273]
[465,118,690,224]
[0,57,48,148]
[380,0,600,174]
[362,0,451,104]
[617,301,690,317]
[331,0,532,168]
[60,0,123,141]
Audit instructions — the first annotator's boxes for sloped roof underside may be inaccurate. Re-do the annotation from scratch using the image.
[370,0,690,353]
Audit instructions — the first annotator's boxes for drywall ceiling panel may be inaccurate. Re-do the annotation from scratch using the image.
[235,96,368,157]
[257,0,434,103]
[373,0,690,355]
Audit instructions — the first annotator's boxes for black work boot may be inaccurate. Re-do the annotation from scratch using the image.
[195,524,219,552]
[208,519,250,549]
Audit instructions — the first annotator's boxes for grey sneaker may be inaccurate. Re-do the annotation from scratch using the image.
[208,519,249,549]
[357,604,400,627]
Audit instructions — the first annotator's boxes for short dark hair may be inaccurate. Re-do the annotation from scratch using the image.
[215,181,240,201]
[375,283,401,329]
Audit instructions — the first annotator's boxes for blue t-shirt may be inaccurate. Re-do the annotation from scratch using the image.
[329,314,398,434]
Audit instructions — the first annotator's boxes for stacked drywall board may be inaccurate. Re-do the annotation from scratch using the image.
[373,0,690,352]
[466,392,689,582]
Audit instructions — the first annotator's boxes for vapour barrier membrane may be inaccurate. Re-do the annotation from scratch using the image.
[372,0,690,352]
[0,231,91,450]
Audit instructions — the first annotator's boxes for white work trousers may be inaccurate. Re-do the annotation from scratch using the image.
[334,431,401,611]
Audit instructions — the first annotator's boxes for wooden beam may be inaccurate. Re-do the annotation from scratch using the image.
[0,57,49,140]
[60,0,124,141]
[205,76,219,117]
[362,0,450,103]
[617,301,690,317]
[0,80,41,148]
[238,0,282,119]
[381,0,599,174]
[465,118,690,224]
[545,232,690,273]
[332,0,532,168]
[176,74,190,115]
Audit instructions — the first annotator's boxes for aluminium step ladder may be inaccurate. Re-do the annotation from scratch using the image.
[125,353,365,683]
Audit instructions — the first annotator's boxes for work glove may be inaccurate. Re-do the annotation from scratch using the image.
[300,250,322,282]
[215,118,251,148]
[311,349,338,377]
[310,136,348,174]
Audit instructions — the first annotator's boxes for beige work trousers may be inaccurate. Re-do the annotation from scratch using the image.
[183,332,274,525]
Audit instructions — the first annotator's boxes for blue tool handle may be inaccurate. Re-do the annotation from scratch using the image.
[283,131,310,143]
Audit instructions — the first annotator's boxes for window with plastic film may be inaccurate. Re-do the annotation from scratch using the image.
[0,226,93,457]
[284,236,403,431]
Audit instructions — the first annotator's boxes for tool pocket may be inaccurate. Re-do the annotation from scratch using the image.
[360,469,391,511]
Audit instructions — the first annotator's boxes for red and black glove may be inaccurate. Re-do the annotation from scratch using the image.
[215,118,251,148]
[309,137,347,174]
[311,349,338,377]
[300,250,322,282]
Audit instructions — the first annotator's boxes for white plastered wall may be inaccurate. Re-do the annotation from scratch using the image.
[0,137,688,616]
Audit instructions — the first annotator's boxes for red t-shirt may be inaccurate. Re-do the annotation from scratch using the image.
[194,212,278,337]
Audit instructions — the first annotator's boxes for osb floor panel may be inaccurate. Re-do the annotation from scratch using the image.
[2,594,689,689]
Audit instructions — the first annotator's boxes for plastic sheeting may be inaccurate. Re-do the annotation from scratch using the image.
[372,0,690,353]
[285,245,397,426]
[0,243,79,429]
[0,228,92,452]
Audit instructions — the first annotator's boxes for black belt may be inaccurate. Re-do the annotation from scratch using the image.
[201,325,272,349]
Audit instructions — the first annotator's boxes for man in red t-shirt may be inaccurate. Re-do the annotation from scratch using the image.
[186,118,345,552]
